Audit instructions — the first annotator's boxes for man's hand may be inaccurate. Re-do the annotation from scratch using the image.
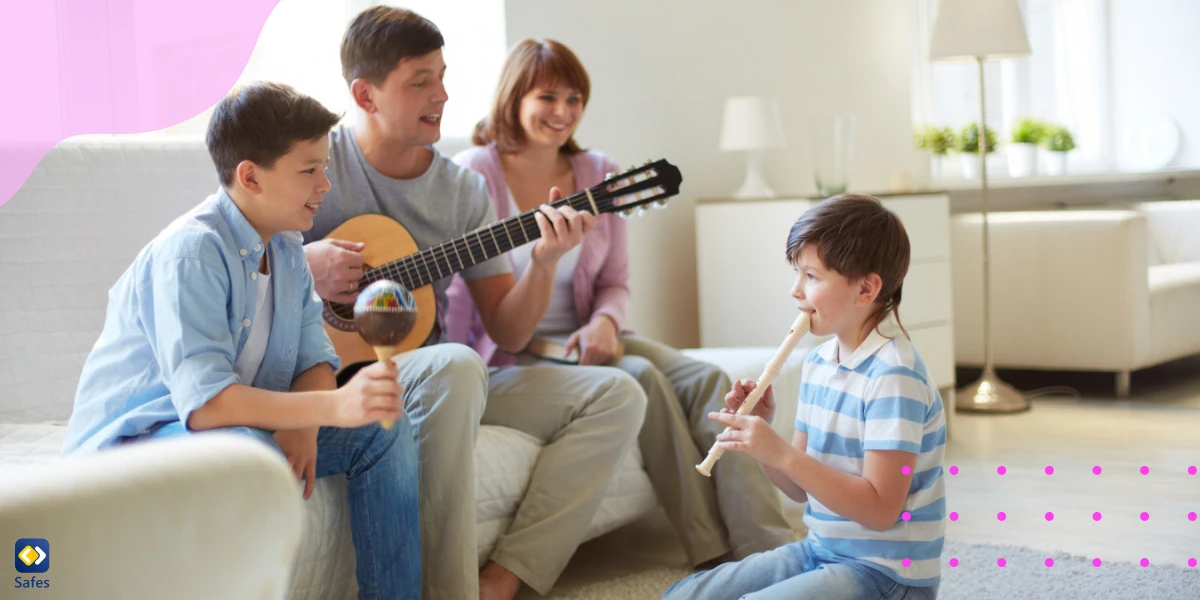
[709,411,793,471]
[304,239,365,303]
[274,427,319,500]
[529,187,596,267]
[565,316,620,365]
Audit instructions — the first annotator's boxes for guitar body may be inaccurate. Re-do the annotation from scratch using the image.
[318,159,684,376]
[321,214,438,373]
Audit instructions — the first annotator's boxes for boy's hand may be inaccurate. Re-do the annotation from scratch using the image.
[274,427,319,500]
[725,379,775,424]
[305,239,365,303]
[709,411,791,471]
[530,187,596,267]
[335,360,404,428]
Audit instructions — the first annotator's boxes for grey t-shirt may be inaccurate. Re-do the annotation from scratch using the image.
[304,125,511,343]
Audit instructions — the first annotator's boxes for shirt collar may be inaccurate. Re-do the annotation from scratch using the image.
[815,313,902,369]
[215,188,267,264]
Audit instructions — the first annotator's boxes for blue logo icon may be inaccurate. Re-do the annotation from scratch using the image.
[15,539,49,574]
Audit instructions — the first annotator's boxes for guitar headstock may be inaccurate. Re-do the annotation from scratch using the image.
[591,159,682,219]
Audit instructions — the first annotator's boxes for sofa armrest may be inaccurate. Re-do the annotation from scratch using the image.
[952,210,1151,372]
[0,433,303,599]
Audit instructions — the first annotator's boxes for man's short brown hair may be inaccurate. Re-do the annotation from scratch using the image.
[340,6,444,88]
[205,81,341,187]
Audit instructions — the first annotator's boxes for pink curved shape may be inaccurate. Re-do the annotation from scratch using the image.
[0,0,282,206]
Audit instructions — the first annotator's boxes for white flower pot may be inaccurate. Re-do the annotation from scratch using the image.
[1043,151,1068,176]
[930,154,944,180]
[1007,143,1037,177]
[960,154,983,179]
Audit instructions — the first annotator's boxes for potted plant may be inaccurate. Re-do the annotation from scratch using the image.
[955,122,997,179]
[913,124,954,179]
[1007,117,1045,177]
[1039,124,1075,175]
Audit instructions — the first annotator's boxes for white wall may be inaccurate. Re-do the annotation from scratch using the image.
[1109,0,1200,171]
[505,0,916,348]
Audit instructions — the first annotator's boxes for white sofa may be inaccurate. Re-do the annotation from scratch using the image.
[0,137,811,598]
[951,200,1200,396]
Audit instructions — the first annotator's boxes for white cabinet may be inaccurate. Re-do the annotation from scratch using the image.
[694,193,956,430]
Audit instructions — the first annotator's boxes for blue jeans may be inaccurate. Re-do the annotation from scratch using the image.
[662,538,938,600]
[137,420,421,600]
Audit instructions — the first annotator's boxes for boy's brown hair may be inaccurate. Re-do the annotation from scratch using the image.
[472,38,590,154]
[785,194,911,335]
[206,81,341,187]
[340,6,444,87]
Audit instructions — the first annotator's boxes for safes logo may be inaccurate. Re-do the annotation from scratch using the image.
[14,539,50,590]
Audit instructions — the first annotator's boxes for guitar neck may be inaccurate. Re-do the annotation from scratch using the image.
[362,190,596,290]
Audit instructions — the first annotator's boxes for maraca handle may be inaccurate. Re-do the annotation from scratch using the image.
[372,346,398,430]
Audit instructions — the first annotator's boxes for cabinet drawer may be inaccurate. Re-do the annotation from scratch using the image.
[882,195,950,261]
[897,260,952,328]
[909,323,955,389]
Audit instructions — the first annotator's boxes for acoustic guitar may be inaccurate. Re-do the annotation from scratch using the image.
[321,159,683,373]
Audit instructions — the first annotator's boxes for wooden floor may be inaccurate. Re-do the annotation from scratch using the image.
[932,358,1200,569]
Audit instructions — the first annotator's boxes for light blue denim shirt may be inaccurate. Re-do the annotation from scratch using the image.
[62,189,340,455]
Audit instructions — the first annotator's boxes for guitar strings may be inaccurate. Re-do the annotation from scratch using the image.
[360,181,664,288]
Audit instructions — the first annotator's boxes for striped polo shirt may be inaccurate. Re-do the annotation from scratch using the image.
[794,318,947,587]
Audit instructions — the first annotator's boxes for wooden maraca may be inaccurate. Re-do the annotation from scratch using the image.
[353,280,418,429]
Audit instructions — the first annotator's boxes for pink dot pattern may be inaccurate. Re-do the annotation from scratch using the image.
[1093,558,1102,567]
[1188,512,1197,522]
[997,558,1006,567]
[1045,558,1054,567]
[1045,466,1054,475]
[949,558,959,568]
[997,511,1006,521]
[1140,512,1149,521]
[1190,558,1197,568]
[949,512,959,522]
[949,465,959,475]
[1093,512,1103,521]
[1189,466,1197,475]
[1141,466,1150,475]
[997,466,1006,475]
[902,558,911,568]
[1093,466,1102,475]
[902,466,912,476]
[902,512,912,521]
[1141,558,1150,567]
[1045,512,1054,521]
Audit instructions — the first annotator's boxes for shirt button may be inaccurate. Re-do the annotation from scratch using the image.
[239,249,248,256]
[254,244,262,252]
[251,272,258,281]
[243,318,252,327]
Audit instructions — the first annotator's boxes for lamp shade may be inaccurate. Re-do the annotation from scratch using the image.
[928,0,1031,62]
[719,96,785,152]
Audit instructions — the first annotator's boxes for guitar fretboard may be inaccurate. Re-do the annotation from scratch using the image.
[361,188,611,291]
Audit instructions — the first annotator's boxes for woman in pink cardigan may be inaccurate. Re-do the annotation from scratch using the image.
[446,39,793,578]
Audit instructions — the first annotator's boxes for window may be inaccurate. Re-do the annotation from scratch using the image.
[910,0,1111,176]
[159,0,507,140]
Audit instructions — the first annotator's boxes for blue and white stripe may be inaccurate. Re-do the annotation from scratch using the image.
[794,323,947,587]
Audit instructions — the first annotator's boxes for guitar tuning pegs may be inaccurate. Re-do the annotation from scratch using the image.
[636,205,648,217]
[653,199,670,209]
[619,208,635,219]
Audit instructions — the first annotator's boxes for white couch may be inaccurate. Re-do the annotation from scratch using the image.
[951,200,1200,396]
[0,137,810,598]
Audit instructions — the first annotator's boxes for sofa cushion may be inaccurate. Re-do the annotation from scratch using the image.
[1138,200,1200,265]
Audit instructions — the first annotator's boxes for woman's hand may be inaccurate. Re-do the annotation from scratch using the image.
[565,316,620,365]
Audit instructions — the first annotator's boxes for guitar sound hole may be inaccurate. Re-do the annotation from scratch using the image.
[321,264,373,332]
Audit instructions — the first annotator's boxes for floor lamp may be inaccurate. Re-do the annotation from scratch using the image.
[929,0,1032,413]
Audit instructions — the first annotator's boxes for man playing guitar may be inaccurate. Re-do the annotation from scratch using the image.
[301,7,647,600]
